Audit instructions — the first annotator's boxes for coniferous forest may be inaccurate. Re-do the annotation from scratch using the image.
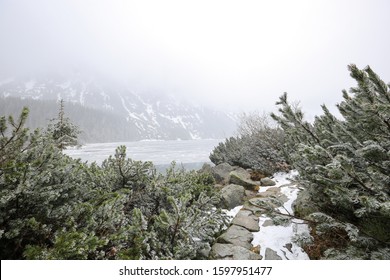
[0,97,143,143]
[1,65,389,259]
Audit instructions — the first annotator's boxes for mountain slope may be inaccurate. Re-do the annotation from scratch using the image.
[0,75,237,141]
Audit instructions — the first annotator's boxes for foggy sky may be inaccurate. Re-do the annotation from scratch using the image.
[1,0,390,117]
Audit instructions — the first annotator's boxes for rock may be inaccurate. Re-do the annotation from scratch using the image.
[221,184,245,209]
[264,248,282,260]
[266,186,281,193]
[256,187,288,203]
[256,187,280,198]
[251,245,261,255]
[210,243,232,259]
[262,219,274,227]
[210,243,262,260]
[277,193,289,203]
[260,177,276,186]
[229,168,260,190]
[198,163,213,174]
[217,225,254,249]
[211,163,235,184]
[247,197,286,214]
[242,201,266,216]
[248,197,270,208]
[284,243,293,253]
[231,210,260,232]
[292,187,319,218]
[245,189,258,197]
[249,170,267,181]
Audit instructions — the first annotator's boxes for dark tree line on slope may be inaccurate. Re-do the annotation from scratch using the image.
[0,96,139,143]
[0,107,227,259]
[210,65,389,259]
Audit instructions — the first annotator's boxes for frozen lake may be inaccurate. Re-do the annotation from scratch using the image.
[64,139,222,170]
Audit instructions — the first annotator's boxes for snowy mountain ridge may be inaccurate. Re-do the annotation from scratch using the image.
[0,75,237,140]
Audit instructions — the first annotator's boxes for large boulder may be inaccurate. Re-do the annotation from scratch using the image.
[216,225,253,249]
[210,243,262,260]
[211,163,236,184]
[260,177,276,186]
[231,210,260,232]
[229,168,260,191]
[221,184,246,209]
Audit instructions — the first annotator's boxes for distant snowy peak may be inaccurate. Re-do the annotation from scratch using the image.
[0,76,237,140]
[116,91,236,140]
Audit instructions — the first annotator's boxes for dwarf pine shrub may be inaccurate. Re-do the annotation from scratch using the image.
[271,64,390,258]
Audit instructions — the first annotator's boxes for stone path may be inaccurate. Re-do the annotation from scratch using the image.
[210,169,310,260]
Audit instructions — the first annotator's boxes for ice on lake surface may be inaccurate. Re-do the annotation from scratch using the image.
[64,139,222,170]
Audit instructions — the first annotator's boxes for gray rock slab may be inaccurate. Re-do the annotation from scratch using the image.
[242,201,266,216]
[221,184,245,209]
[211,243,262,260]
[256,188,280,198]
[264,248,282,260]
[277,193,289,203]
[232,210,260,232]
[229,168,260,190]
[260,177,277,186]
[257,186,292,202]
[217,225,254,249]
[248,197,268,207]
[211,163,235,184]
[245,189,258,197]
[262,219,274,227]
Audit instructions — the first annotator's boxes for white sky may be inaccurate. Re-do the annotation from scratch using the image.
[0,0,389,116]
